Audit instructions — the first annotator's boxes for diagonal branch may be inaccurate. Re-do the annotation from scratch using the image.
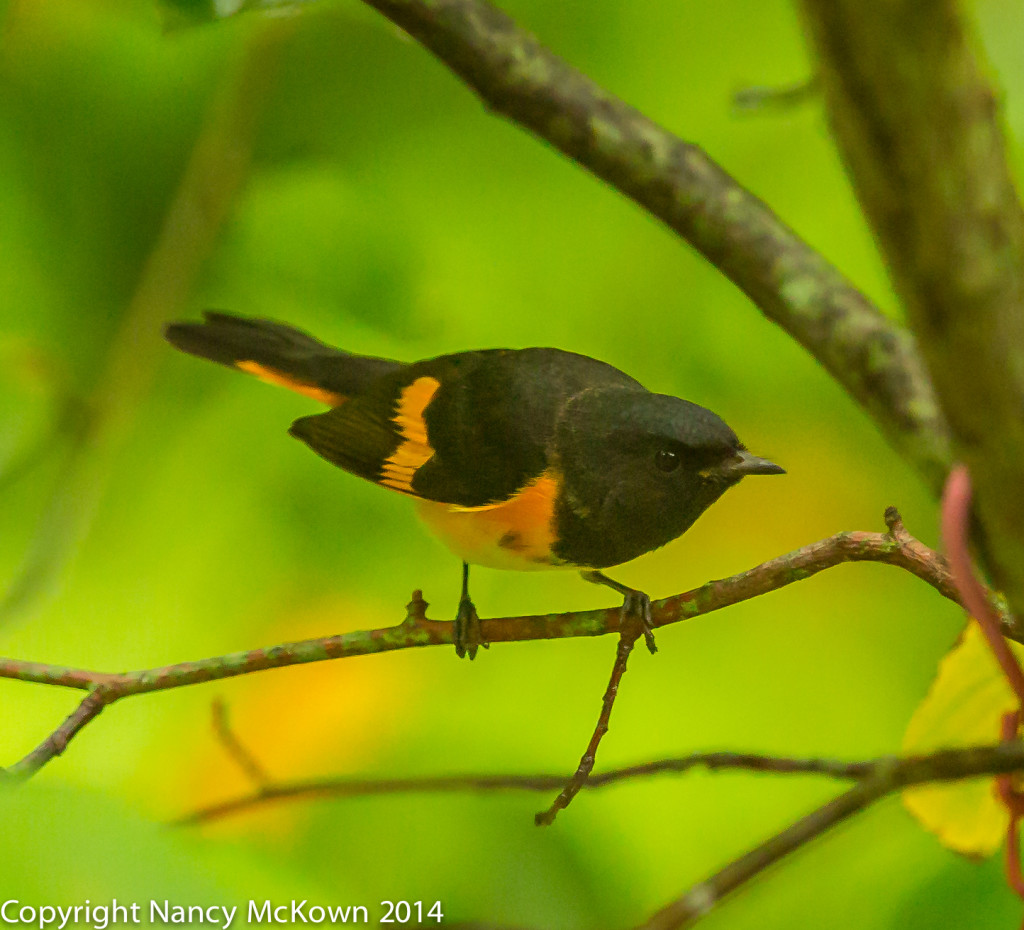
[1,688,112,780]
[636,740,1024,930]
[211,697,273,788]
[349,0,950,492]
[0,510,981,777]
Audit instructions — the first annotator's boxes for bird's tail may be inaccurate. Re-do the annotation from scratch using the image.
[164,311,401,406]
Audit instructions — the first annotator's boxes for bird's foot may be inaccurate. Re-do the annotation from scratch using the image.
[619,588,657,654]
[454,595,488,660]
[581,570,657,654]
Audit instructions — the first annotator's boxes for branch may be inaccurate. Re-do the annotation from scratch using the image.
[1,688,110,780]
[351,0,950,491]
[211,697,272,787]
[177,736,1024,832]
[173,698,873,825]
[175,750,876,826]
[535,631,639,826]
[0,510,980,777]
[732,76,821,114]
[798,0,1024,622]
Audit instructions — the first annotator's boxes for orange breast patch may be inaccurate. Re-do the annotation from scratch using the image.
[380,376,441,495]
[415,471,567,571]
[235,360,345,407]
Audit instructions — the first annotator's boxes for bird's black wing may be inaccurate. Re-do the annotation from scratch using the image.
[290,347,645,507]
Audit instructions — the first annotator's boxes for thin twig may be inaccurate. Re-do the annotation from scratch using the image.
[536,632,638,826]
[732,75,820,113]
[3,688,113,780]
[211,698,271,787]
[0,510,984,776]
[175,742,1024,827]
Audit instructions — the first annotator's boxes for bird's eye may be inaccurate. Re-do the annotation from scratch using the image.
[654,449,680,473]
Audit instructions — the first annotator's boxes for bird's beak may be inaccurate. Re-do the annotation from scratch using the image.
[705,450,786,481]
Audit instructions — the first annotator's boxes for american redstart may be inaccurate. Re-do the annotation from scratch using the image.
[165,312,784,658]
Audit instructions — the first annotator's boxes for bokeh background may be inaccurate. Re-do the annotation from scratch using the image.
[1,0,1022,926]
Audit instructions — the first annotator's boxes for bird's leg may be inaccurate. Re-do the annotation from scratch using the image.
[453,561,487,659]
[581,570,658,654]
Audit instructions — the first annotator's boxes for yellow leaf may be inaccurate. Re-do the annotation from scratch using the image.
[902,622,1022,856]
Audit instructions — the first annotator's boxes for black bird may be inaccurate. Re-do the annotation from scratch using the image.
[166,312,784,657]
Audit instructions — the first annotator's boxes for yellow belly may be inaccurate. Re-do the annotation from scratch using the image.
[415,472,570,571]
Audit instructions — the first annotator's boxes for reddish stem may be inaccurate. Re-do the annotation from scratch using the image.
[944,467,1024,907]
[941,466,1024,704]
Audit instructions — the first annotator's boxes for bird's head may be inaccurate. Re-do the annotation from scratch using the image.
[552,388,784,567]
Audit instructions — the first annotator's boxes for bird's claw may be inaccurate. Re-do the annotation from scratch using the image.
[620,590,657,654]
[454,596,488,660]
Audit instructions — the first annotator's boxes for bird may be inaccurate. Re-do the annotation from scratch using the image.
[165,312,784,658]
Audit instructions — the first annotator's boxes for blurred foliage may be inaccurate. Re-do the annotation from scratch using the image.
[0,0,1022,927]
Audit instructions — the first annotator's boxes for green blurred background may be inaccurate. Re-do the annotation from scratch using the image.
[1,0,1021,926]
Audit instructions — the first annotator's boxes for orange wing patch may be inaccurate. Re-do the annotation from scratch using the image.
[236,360,345,407]
[416,470,566,571]
[379,376,441,494]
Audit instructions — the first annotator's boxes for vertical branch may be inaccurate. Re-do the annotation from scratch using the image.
[535,633,638,826]
[798,0,1024,615]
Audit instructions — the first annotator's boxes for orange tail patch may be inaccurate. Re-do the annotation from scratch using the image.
[235,360,346,407]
